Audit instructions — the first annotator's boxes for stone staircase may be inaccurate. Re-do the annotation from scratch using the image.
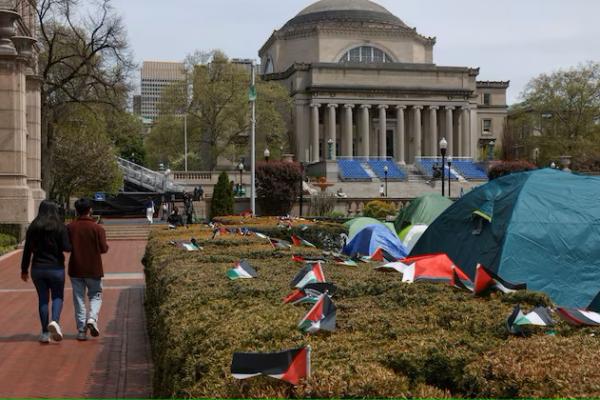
[102,222,152,241]
[405,164,429,183]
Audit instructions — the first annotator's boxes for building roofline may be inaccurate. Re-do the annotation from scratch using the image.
[477,80,510,89]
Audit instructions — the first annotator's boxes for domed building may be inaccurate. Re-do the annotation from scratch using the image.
[259,0,509,166]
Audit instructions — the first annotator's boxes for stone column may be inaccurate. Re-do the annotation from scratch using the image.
[378,105,387,158]
[413,106,423,159]
[0,11,34,230]
[343,104,354,157]
[461,106,470,158]
[294,102,309,163]
[470,106,478,160]
[429,106,438,156]
[327,103,337,160]
[360,105,371,158]
[445,106,454,156]
[310,103,320,162]
[395,106,406,164]
[26,74,44,207]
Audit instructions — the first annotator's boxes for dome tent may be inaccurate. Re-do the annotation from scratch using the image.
[411,169,600,307]
[344,217,397,240]
[343,224,407,260]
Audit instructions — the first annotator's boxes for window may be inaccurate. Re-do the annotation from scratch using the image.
[482,119,492,135]
[263,57,274,74]
[483,93,491,106]
[339,46,394,64]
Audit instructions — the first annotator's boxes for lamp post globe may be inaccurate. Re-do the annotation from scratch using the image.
[327,138,334,160]
[439,137,447,197]
[383,165,389,198]
[264,148,270,162]
[550,161,556,169]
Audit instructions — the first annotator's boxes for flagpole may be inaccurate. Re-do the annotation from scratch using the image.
[250,61,256,216]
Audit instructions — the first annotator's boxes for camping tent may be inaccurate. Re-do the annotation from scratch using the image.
[345,217,397,240]
[343,224,407,259]
[395,193,453,234]
[411,169,600,307]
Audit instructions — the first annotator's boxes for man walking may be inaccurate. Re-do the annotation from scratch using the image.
[68,198,109,341]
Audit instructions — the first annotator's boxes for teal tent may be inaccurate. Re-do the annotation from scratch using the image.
[411,169,600,307]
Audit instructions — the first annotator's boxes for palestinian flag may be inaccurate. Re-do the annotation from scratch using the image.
[227,260,258,280]
[451,267,474,291]
[375,261,410,274]
[298,294,336,333]
[507,305,554,334]
[182,238,202,251]
[231,346,310,385]
[369,248,398,263]
[556,291,600,326]
[292,255,325,263]
[283,283,337,305]
[291,263,325,288]
[336,258,358,267]
[270,238,292,250]
[398,254,469,285]
[291,235,316,248]
[473,264,526,295]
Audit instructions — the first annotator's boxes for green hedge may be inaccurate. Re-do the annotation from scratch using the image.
[0,233,17,256]
[143,227,600,398]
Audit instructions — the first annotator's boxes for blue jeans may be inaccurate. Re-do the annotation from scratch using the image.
[71,278,103,333]
[31,268,65,333]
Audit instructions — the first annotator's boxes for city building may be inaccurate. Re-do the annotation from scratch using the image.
[140,61,186,122]
[259,0,509,164]
[0,1,44,234]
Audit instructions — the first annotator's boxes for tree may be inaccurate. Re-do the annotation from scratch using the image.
[256,161,302,216]
[519,62,600,166]
[50,104,122,206]
[24,0,135,191]
[146,51,291,170]
[487,160,537,181]
[210,172,234,219]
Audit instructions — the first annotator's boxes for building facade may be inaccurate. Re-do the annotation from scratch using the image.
[140,61,185,122]
[0,0,44,233]
[260,0,509,164]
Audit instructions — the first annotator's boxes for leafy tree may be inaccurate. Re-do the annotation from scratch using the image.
[256,161,302,216]
[146,50,291,170]
[517,62,600,167]
[24,0,135,190]
[105,109,146,165]
[50,105,122,206]
[487,160,537,181]
[210,172,234,219]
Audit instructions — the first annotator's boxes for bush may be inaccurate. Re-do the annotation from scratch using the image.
[310,192,337,217]
[210,171,234,219]
[0,233,17,256]
[487,160,537,180]
[256,161,302,216]
[362,200,397,219]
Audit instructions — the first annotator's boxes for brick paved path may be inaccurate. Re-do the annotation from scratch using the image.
[0,239,152,398]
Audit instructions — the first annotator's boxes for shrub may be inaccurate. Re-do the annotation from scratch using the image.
[256,161,302,216]
[210,171,234,219]
[310,192,337,217]
[0,233,17,256]
[362,200,398,219]
[487,160,537,180]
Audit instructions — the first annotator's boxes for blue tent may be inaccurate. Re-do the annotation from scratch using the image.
[411,169,600,307]
[343,224,408,259]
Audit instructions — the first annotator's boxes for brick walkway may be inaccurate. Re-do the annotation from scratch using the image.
[0,240,152,398]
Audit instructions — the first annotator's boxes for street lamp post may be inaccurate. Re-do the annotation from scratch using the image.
[238,162,244,196]
[439,137,448,197]
[384,165,388,198]
[327,139,334,160]
[488,140,496,162]
[264,148,270,162]
[447,156,452,198]
[299,162,306,217]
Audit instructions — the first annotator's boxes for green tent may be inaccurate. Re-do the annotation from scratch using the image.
[395,193,453,235]
[344,217,396,240]
[411,169,600,307]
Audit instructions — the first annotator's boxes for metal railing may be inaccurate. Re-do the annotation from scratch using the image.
[117,157,184,193]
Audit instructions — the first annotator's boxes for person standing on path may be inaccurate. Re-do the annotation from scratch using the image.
[68,198,109,341]
[145,197,155,224]
[20,200,72,343]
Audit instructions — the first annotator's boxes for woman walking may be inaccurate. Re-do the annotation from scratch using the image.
[21,200,71,343]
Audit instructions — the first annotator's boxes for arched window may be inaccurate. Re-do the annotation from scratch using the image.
[339,46,394,64]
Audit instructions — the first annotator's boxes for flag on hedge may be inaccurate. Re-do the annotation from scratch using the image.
[507,305,554,334]
[283,283,337,305]
[298,294,336,333]
[231,346,310,385]
[227,260,258,280]
[556,291,600,326]
[292,255,325,263]
[291,263,325,288]
[291,235,316,248]
[368,248,398,262]
[270,238,292,250]
[182,238,202,251]
[473,264,526,295]
[335,258,359,267]
[375,261,410,274]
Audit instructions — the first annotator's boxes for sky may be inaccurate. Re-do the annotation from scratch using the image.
[110,0,600,105]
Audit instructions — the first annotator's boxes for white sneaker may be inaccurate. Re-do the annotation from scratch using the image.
[39,332,50,343]
[86,318,100,337]
[47,321,63,342]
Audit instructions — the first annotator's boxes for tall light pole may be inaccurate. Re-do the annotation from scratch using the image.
[183,114,188,171]
[238,161,244,196]
[264,148,270,162]
[439,137,448,197]
[250,61,256,216]
[384,165,388,198]
[447,156,452,198]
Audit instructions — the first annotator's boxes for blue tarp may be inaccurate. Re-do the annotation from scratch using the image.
[343,224,408,259]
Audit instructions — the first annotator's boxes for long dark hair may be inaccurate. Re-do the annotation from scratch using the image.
[28,200,64,236]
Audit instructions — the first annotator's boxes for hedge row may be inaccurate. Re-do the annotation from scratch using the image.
[143,225,600,398]
[0,233,17,256]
